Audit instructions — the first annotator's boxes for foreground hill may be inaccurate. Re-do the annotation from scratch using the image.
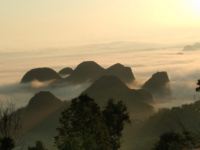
[16,84,155,149]
[15,91,68,149]
[17,91,63,133]
[83,75,154,118]
[127,100,200,150]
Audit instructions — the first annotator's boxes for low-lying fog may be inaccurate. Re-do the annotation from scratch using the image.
[0,43,200,109]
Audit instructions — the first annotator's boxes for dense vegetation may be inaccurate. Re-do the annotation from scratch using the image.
[0,105,20,150]
[1,79,200,150]
[0,95,130,150]
[151,79,200,150]
[55,95,130,150]
[28,141,48,150]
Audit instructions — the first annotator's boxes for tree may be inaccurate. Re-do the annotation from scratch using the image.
[55,95,112,150]
[153,132,185,150]
[0,104,20,150]
[28,141,48,150]
[103,100,130,150]
[182,131,196,149]
[153,131,196,150]
[0,137,15,150]
[196,79,200,92]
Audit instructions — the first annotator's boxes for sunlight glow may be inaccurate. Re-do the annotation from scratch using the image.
[185,0,200,15]
[1,0,200,49]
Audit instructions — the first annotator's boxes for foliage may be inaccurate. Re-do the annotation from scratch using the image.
[0,104,20,138]
[55,95,112,150]
[28,141,48,150]
[196,79,200,92]
[0,104,20,150]
[0,137,15,150]
[55,95,130,150]
[153,131,196,150]
[103,99,130,150]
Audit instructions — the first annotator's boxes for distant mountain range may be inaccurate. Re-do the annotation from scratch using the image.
[183,42,200,51]
[20,61,171,99]
[21,61,135,84]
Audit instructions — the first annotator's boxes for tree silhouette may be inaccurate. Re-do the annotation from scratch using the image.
[28,141,48,150]
[196,80,200,92]
[103,100,130,150]
[0,104,20,150]
[153,131,196,150]
[55,95,112,150]
[55,95,130,150]
[0,137,15,150]
[153,132,185,150]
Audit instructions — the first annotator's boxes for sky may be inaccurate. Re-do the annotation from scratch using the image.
[0,0,200,50]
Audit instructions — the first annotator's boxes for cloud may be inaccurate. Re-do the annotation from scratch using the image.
[0,46,200,109]
[0,81,91,109]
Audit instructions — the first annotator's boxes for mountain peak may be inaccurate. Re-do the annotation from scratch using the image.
[106,63,135,83]
[65,61,104,83]
[143,71,170,96]
[28,91,62,108]
[59,67,73,76]
[21,67,61,83]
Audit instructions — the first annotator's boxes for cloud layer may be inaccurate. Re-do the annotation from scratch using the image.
[0,46,200,109]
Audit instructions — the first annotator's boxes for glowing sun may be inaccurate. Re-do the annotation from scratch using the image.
[186,0,200,15]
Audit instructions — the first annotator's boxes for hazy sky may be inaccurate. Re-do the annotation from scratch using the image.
[0,0,200,50]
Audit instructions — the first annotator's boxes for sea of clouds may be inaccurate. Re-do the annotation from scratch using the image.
[0,43,200,109]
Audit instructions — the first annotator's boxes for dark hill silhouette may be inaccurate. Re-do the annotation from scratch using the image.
[83,75,154,118]
[20,103,68,149]
[64,61,135,84]
[19,88,152,149]
[13,91,69,149]
[105,63,135,83]
[183,42,200,51]
[142,72,170,96]
[17,88,151,149]
[27,91,62,108]
[19,101,69,150]
[17,91,63,133]
[59,67,73,76]
[21,67,61,83]
[130,100,200,150]
[64,61,105,83]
